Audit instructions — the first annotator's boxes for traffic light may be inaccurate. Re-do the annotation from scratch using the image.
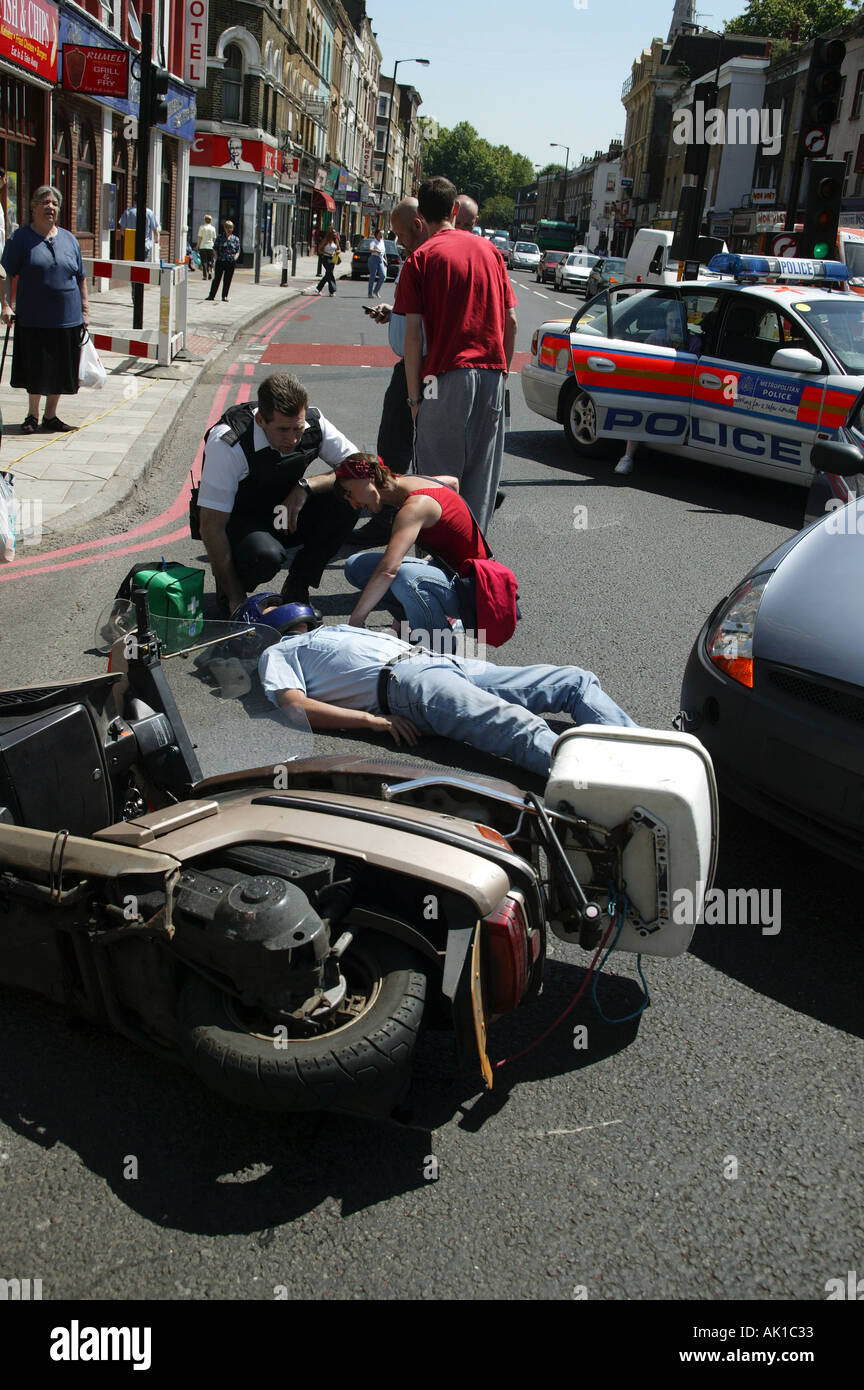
[149,68,169,126]
[801,159,844,259]
[803,36,846,129]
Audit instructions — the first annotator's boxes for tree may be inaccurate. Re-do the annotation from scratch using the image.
[537,162,565,177]
[423,121,535,205]
[725,0,859,39]
[479,194,515,228]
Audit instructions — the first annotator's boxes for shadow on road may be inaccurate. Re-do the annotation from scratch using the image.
[0,956,640,1236]
[505,429,807,532]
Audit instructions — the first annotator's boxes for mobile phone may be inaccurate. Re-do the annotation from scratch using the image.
[363,304,375,315]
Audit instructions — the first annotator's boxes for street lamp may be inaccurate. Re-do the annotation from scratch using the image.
[379,57,430,220]
[550,141,570,221]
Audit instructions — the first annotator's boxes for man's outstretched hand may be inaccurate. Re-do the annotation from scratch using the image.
[372,713,420,747]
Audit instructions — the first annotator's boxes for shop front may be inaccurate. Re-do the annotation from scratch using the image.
[189,133,282,264]
[0,0,56,237]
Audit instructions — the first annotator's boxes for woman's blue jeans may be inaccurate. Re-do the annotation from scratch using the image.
[345,552,463,651]
[367,253,386,296]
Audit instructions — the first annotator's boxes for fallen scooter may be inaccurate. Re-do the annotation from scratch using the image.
[0,592,718,1119]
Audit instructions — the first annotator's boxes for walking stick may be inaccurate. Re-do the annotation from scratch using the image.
[0,314,12,384]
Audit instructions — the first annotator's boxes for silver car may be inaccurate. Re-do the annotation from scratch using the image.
[554,252,600,294]
[511,241,541,272]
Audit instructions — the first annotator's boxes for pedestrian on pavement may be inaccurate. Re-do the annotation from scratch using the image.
[394,176,518,532]
[454,194,479,230]
[339,453,497,650]
[118,204,160,260]
[0,185,89,434]
[315,227,340,296]
[367,229,387,299]
[197,213,216,280]
[206,221,241,302]
[197,372,359,613]
[257,617,635,779]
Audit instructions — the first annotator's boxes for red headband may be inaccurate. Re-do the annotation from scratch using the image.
[335,456,383,481]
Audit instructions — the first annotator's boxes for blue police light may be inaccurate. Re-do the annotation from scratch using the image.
[706,253,850,282]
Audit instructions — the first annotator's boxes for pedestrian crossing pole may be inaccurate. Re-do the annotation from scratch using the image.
[132,12,153,331]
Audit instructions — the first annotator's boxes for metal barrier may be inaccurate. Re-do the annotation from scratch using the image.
[83,258,188,366]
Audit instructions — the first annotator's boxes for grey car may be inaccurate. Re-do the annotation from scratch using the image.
[585,256,627,299]
[679,407,864,865]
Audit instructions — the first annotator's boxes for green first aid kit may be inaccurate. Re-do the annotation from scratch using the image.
[122,561,205,643]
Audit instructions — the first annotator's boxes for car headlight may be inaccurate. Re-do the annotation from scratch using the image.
[705,572,772,689]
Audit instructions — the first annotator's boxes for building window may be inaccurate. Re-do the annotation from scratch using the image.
[76,123,95,232]
[842,149,854,198]
[223,43,243,122]
[161,145,171,232]
[853,70,864,119]
[52,119,71,228]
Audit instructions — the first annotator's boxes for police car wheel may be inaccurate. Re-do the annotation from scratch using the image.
[561,383,615,459]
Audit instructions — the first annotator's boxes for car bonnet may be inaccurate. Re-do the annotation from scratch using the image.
[753,500,864,687]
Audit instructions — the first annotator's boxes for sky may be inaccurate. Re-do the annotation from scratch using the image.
[364,0,751,172]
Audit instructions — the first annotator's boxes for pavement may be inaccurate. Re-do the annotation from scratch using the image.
[0,252,327,538]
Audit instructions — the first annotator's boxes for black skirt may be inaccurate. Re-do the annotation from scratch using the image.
[10,323,82,396]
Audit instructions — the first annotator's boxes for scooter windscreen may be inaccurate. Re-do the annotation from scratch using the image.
[101,605,315,777]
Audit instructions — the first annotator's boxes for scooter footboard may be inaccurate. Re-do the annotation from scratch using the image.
[544,726,719,957]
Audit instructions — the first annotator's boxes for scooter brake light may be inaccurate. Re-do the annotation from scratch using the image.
[483,893,531,1014]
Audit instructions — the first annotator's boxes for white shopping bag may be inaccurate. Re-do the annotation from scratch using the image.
[0,472,15,563]
[79,331,107,389]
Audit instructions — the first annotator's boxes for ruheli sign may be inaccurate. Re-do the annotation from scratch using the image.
[0,0,59,82]
[184,0,207,88]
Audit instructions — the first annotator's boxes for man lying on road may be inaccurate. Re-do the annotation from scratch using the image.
[255,604,635,778]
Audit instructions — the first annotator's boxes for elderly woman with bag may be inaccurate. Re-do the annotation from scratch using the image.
[0,185,88,433]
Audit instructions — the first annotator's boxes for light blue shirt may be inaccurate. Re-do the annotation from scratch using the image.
[387,265,426,359]
[259,625,412,713]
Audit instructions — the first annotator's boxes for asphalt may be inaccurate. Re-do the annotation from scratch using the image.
[0,252,326,539]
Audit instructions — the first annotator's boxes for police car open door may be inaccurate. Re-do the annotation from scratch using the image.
[690,298,833,481]
[569,287,701,450]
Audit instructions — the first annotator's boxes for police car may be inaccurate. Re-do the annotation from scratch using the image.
[521,255,864,485]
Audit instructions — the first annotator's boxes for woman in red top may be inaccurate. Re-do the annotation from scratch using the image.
[338,453,488,649]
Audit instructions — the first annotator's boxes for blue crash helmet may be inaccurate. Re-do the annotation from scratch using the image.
[234,593,323,635]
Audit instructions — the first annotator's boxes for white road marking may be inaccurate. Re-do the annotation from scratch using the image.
[531,1120,625,1137]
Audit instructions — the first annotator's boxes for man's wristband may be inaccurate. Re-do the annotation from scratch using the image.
[407,397,421,407]
[295,478,311,494]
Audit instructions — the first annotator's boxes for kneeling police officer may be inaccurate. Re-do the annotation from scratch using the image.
[198,372,358,612]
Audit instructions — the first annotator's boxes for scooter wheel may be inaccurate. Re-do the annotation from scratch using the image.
[177,933,427,1118]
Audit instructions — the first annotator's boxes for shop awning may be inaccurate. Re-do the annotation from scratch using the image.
[312,191,336,210]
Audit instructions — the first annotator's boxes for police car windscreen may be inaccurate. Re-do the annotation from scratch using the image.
[807,301,864,372]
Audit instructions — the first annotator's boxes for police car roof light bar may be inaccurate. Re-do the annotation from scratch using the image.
[706,253,850,283]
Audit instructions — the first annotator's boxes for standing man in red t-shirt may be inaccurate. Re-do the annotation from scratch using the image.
[393,177,518,532]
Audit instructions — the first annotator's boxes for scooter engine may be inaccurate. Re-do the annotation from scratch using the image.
[171,852,345,1025]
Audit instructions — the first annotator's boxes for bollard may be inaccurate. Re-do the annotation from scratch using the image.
[281,244,289,287]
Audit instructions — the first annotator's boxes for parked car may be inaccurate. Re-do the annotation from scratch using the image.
[679,447,864,867]
[350,237,402,281]
[554,253,600,294]
[536,250,567,284]
[510,241,541,272]
[522,254,862,471]
[585,256,627,298]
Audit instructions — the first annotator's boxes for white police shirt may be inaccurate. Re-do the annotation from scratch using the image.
[259,626,412,714]
[198,414,358,514]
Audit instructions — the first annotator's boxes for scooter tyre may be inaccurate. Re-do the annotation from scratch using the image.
[178,935,428,1118]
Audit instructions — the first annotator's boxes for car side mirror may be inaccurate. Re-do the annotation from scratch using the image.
[810,436,864,473]
[770,347,823,373]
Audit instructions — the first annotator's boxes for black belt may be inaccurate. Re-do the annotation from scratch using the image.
[377,653,413,713]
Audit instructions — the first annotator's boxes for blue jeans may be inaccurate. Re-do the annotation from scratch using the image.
[368,254,386,296]
[345,553,463,650]
[386,651,636,777]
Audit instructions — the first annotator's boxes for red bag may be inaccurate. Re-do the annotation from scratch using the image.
[458,557,519,647]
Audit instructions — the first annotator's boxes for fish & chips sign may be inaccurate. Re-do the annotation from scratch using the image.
[0,0,58,81]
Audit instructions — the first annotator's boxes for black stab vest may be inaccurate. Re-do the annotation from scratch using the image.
[207,403,324,518]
